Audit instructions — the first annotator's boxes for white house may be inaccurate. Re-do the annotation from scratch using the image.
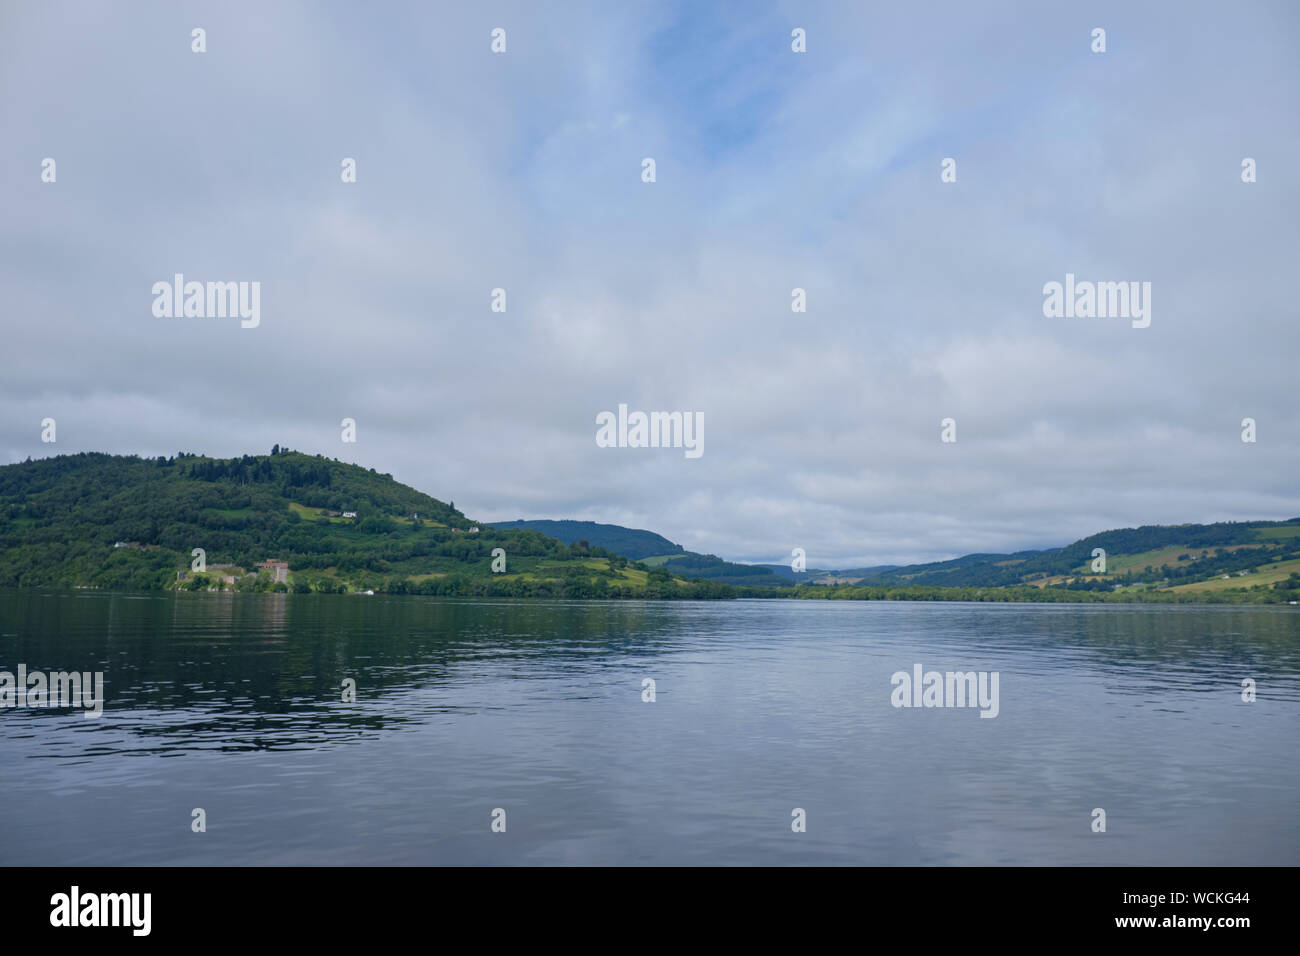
[343,511,357,518]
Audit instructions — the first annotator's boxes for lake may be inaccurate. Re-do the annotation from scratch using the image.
[2,590,1297,865]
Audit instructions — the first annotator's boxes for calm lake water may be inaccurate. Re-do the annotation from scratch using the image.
[2,590,1297,866]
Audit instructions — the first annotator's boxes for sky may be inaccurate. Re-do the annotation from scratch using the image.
[2,0,1297,567]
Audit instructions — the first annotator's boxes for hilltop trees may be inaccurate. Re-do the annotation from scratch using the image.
[0,452,728,599]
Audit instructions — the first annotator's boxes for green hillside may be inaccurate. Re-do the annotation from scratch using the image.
[656,551,791,586]
[3,452,1297,604]
[0,451,731,599]
[487,519,686,561]
[490,519,792,585]
[847,520,1300,596]
[474,516,1300,604]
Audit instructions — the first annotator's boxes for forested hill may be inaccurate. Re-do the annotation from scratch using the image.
[853,519,1300,592]
[0,451,730,598]
[3,452,1297,603]
[481,514,1300,601]
[489,519,794,586]
[487,520,685,561]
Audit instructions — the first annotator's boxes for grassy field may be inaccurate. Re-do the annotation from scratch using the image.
[288,501,344,521]
[1068,545,1200,575]
[1167,556,1300,593]
[1066,543,1274,577]
[386,514,447,527]
[285,501,447,526]
[1102,545,1196,573]
[619,566,650,585]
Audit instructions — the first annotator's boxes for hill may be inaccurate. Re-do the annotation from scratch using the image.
[755,563,900,583]
[486,517,1300,603]
[3,453,1297,604]
[489,519,795,586]
[487,520,685,561]
[845,521,1300,595]
[0,451,732,599]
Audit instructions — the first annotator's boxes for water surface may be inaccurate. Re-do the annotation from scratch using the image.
[2,590,1297,865]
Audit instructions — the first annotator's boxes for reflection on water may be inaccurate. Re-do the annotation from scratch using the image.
[2,591,1298,865]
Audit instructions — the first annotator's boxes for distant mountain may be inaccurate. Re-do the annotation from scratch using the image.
[756,563,900,583]
[653,551,792,587]
[851,521,1300,593]
[490,517,1300,601]
[489,519,794,586]
[487,520,685,561]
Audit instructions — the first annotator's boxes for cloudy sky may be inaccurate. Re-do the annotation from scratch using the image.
[2,1,1297,567]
